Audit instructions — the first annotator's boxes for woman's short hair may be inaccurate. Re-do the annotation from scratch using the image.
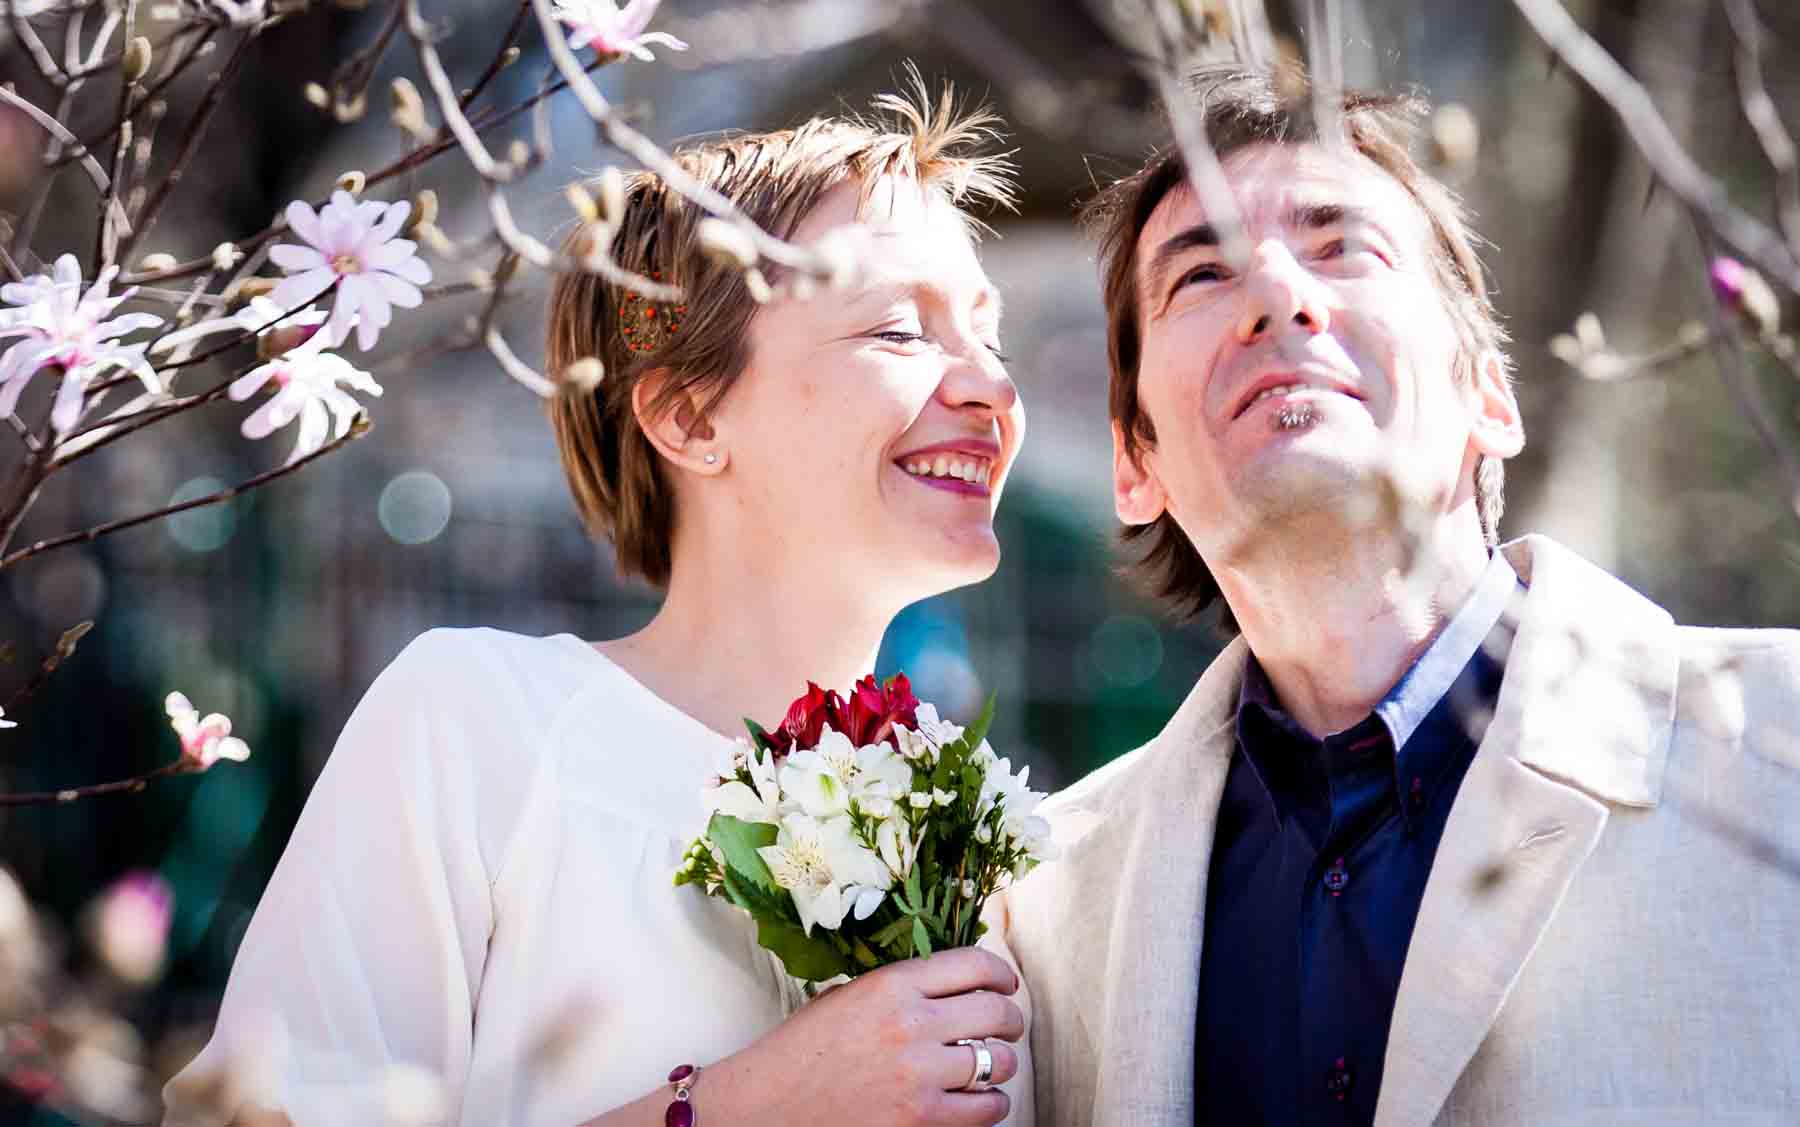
[545,75,1015,586]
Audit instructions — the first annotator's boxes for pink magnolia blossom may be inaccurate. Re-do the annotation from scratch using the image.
[227,321,382,464]
[164,691,251,772]
[89,871,173,986]
[550,0,688,60]
[0,254,164,433]
[268,191,431,352]
[150,295,329,360]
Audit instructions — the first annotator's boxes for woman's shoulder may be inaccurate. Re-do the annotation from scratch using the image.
[375,626,602,714]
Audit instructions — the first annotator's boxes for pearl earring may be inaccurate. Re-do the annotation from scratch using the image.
[704,453,718,465]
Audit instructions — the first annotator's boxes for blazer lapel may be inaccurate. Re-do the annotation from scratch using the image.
[1085,642,1246,1126]
[1376,537,1678,1127]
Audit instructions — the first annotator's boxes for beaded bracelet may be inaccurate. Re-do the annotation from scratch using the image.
[663,1063,702,1127]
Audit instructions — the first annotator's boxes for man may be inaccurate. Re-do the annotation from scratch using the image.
[993,69,1800,1126]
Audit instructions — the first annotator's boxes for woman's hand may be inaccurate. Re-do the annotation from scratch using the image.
[705,946,1025,1127]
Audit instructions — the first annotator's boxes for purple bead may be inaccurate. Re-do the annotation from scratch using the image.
[665,1101,695,1127]
[667,1064,694,1084]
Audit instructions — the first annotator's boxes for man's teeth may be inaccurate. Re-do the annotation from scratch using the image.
[902,455,993,485]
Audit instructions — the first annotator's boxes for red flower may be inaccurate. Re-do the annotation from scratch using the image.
[763,674,919,757]
[841,674,919,749]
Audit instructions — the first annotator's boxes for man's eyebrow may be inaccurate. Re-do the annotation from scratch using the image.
[1144,223,1221,298]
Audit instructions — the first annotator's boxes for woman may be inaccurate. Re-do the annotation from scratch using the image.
[164,78,1031,1126]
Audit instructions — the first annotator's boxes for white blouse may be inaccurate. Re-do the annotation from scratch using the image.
[165,628,800,1126]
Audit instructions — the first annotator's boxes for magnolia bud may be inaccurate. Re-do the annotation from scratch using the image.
[87,872,172,986]
[595,167,625,225]
[336,169,366,196]
[258,321,322,360]
[303,82,330,110]
[565,184,599,223]
[122,36,154,84]
[212,242,244,271]
[500,45,521,68]
[390,77,428,137]
[333,91,368,123]
[507,139,531,169]
[137,252,179,274]
[744,267,772,304]
[1429,103,1479,171]
[228,276,278,306]
[1710,257,1781,338]
[409,188,439,233]
[696,218,757,271]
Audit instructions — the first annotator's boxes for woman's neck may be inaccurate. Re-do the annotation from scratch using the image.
[597,548,892,741]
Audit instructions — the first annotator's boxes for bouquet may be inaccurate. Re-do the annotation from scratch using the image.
[674,674,1053,984]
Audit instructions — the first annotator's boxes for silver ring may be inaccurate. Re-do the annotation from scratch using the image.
[952,1037,995,1092]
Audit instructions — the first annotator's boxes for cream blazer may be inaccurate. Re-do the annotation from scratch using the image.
[991,535,1800,1126]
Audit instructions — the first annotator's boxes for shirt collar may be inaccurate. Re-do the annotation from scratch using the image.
[1374,551,1520,752]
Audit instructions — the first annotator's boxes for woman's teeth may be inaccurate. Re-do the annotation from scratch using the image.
[902,455,993,485]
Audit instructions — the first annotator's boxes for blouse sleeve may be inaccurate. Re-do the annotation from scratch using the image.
[980,887,1038,1127]
[164,630,535,1125]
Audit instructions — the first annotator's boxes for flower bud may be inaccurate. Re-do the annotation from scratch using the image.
[697,218,758,271]
[507,139,531,169]
[409,188,439,233]
[122,36,154,84]
[86,872,172,986]
[562,357,605,391]
[1710,256,1781,338]
[228,276,279,305]
[138,252,179,274]
[744,267,773,304]
[595,167,625,225]
[565,184,599,224]
[501,45,521,68]
[212,242,244,271]
[1429,103,1479,171]
[975,823,993,844]
[335,169,366,196]
[333,91,368,124]
[960,879,977,900]
[258,321,322,361]
[390,77,428,137]
[303,82,330,110]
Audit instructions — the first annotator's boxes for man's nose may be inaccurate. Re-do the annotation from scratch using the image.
[1235,240,1332,345]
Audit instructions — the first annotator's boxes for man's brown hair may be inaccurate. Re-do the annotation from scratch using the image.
[545,76,1014,586]
[1086,67,1510,627]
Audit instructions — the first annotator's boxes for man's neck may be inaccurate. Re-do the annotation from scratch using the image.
[1218,518,1494,740]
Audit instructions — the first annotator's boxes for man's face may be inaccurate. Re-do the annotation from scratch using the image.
[1114,142,1521,561]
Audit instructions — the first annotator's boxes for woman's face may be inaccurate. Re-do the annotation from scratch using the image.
[711,176,1024,605]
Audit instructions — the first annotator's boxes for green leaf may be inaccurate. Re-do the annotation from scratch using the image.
[709,813,781,895]
[743,718,776,755]
[758,918,855,982]
[912,916,933,958]
[721,864,794,924]
[869,915,914,946]
[851,937,882,968]
[962,692,998,755]
[905,862,923,907]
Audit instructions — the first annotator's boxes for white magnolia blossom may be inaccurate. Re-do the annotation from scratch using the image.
[150,295,329,358]
[269,191,431,352]
[550,0,688,60]
[165,692,250,772]
[778,728,912,821]
[702,740,782,826]
[0,255,163,433]
[757,813,890,935]
[227,317,382,464]
[0,707,14,730]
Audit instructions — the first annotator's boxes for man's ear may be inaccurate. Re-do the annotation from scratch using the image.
[632,371,727,474]
[1466,350,1524,460]
[1113,421,1169,526]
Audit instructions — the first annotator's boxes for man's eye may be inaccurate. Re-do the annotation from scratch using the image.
[1175,264,1227,292]
[986,344,1011,363]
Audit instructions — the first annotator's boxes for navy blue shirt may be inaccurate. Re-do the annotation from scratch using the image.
[1194,555,1520,1126]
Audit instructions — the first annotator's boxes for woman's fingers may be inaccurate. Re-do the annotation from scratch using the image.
[905,947,1019,1000]
[929,989,1026,1044]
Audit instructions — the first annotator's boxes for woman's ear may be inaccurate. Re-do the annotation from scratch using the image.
[632,371,728,474]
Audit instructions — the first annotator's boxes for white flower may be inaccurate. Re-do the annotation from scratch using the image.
[149,295,329,359]
[778,728,913,821]
[876,817,919,880]
[269,191,431,352]
[0,707,14,730]
[550,0,688,60]
[165,692,250,772]
[0,255,163,433]
[960,879,977,900]
[227,320,381,464]
[896,703,967,766]
[702,741,782,825]
[932,788,955,807]
[757,813,890,935]
[978,755,1056,863]
[908,791,933,810]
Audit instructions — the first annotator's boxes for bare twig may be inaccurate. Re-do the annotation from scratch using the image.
[4,621,93,716]
[50,25,222,172]
[6,4,67,89]
[1509,0,1800,294]
[3,414,372,569]
[458,0,531,111]
[1722,0,1800,262]
[0,759,190,807]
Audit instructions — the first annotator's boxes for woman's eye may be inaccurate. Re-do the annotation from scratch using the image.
[986,345,1011,363]
[872,330,926,345]
[1316,238,1347,259]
